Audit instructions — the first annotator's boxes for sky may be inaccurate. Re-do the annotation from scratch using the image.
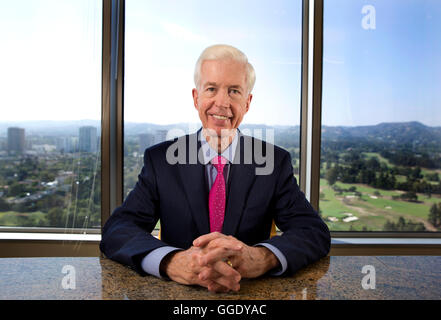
[124,0,302,126]
[0,0,102,122]
[0,0,440,127]
[322,0,441,126]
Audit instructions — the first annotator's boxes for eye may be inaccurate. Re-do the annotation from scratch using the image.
[230,89,240,95]
[206,87,216,92]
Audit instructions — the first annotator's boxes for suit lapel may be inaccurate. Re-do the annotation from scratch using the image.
[222,133,257,236]
[177,131,210,235]
[178,162,210,236]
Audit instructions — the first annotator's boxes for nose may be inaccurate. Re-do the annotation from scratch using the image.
[214,89,231,108]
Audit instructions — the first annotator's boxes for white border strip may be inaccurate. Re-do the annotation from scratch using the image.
[0,233,101,241]
[332,238,441,245]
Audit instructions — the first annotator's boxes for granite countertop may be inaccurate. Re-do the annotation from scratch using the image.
[0,256,440,300]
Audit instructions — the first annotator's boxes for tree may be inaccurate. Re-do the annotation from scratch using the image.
[366,157,380,170]
[411,167,423,180]
[400,191,418,202]
[46,207,65,227]
[325,166,338,186]
[8,182,26,197]
[426,172,439,182]
[428,203,441,228]
[0,198,10,211]
[383,216,426,231]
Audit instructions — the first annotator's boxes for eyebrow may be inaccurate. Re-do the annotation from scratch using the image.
[204,82,218,88]
[203,82,244,91]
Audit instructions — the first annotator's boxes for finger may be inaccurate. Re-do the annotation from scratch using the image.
[212,277,240,291]
[197,276,230,293]
[199,265,241,285]
[205,236,243,250]
[198,269,233,293]
[188,250,204,273]
[206,280,231,293]
[203,273,240,292]
[198,238,243,265]
[193,232,225,247]
[198,265,223,282]
[199,245,241,266]
[209,281,239,293]
[199,263,241,292]
[212,260,241,281]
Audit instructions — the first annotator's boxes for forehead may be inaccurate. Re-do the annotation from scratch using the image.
[200,59,247,87]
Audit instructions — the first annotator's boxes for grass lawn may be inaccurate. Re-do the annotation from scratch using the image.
[0,211,47,227]
[319,179,438,231]
[421,167,441,177]
[318,151,441,231]
[363,152,393,167]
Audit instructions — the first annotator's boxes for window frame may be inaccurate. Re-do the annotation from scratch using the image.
[314,0,441,239]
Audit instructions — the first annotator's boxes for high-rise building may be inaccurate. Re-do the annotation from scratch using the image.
[79,126,97,153]
[7,127,25,154]
[155,130,168,145]
[138,133,155,153]
[57,136,77,153]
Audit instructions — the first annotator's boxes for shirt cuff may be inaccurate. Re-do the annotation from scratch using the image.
[255,243,288,276]
[141,246,182,279]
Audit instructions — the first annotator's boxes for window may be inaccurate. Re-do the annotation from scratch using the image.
[124,0,303,199]
[0,0,102,232]
[320,0,441,232]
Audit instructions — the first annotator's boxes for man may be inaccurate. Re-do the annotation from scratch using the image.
[100,44,330,293]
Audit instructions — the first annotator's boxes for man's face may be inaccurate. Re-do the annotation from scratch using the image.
[192,59,252,137]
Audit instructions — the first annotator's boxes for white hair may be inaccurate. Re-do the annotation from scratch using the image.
[194,44,256,94]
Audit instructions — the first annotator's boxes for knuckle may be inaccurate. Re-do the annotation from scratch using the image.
[211,238,222,247]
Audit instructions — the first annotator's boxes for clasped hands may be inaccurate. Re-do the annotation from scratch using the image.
[160,232,279,293]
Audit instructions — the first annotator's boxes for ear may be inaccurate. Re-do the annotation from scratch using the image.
[192,88,199,110]
[245,93,253,113]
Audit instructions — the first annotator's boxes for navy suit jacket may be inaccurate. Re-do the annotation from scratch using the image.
[100,130,331,276]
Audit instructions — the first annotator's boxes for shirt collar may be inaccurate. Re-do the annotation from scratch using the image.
[199,129,238,165]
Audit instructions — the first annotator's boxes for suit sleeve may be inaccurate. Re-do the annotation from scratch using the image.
[262,152,331,275]
[99,149,171,275]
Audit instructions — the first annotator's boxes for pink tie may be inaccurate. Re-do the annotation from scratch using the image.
[209,155,227,233]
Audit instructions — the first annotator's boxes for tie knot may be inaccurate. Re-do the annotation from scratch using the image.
[212,155,227,172]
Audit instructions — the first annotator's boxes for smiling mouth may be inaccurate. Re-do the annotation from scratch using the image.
[210,114,231,120]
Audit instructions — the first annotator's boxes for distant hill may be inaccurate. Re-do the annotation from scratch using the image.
[322,121,441,147]
[0,120,440,148]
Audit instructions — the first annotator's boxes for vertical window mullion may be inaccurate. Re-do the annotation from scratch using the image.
[310,0,324,211]
[300,0,324,212]
[101,0,112,228]
[101,0,124,227]
[299,0,310,195]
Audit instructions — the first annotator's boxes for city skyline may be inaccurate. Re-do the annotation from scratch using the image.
[0,125,100,154]
[1,118,441,135]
